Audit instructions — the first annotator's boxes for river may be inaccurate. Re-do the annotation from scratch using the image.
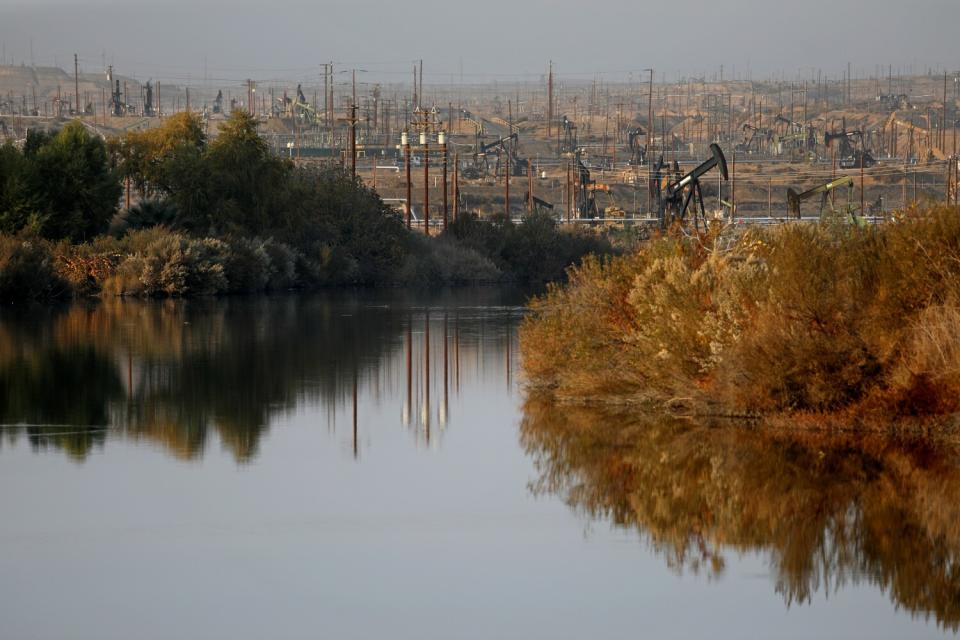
[0,290,956,639]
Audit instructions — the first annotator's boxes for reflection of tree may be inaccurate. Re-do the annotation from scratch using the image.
[520,396,960,630]
[0,336,122,460]
[0,287,524,463]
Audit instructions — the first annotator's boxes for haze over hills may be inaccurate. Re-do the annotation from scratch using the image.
[0,0,957,83]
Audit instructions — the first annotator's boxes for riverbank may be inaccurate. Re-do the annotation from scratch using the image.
[520,205,960,420]
[0,213,610,300]
[0,114,611,301]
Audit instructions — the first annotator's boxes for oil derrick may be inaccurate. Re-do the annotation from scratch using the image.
[106,66,123,116]
[143,81,154,117]
[561,116,577,154]
[112,79,123,116]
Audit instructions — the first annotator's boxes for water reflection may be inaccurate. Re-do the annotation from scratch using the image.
[0,290,521,463]
[520,396,960,631]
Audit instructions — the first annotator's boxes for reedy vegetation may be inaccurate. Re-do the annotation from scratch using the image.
[0,113,610,300]
[521,206,960,416]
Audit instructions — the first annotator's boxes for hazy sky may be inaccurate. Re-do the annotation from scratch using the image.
[0,0,957,86]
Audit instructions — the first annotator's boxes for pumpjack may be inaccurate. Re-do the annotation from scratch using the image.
[574,151,600,219]
[736,123,774,155]
[774,114,816,152]
[482,133,529,177]
[786,176,854,219]
[627,127,647,166]
[212,90,224,115]
[525,193,555,214]
[292,84,319,123]
[825,122,875,169]
[651,143,728,231]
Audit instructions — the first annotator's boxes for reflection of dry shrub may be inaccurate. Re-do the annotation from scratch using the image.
[520,395,960,629]
[521,205,960,416]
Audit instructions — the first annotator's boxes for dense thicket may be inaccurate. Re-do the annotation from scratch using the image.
[0,112,609,300]
[0,122,120,241]
[521,206,960,417]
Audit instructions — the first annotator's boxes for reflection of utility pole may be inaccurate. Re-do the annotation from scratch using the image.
[423,311,431,444]
[352,366,358,459]
[441,313,449,427]
[403,317,412,426]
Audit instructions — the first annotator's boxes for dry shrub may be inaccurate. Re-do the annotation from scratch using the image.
[106,229,227,297]
[521,205,960,417]
[885,303,960,414]
[0,235,67,301]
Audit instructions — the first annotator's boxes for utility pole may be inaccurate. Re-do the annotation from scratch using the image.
[527,161,534,212]
[403,131,412,229]
[350,103,358,179]
[453,152,460,222]
[547,60,553,141]
[422,131,430,235]
[440,130,448,231]
[504,149,510,219]
[74,53,79,116]
[647,69,654,214]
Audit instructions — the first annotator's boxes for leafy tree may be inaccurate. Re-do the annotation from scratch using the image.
[0,121,121,241]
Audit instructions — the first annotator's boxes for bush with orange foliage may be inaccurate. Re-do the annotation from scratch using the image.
[520,205,960,417]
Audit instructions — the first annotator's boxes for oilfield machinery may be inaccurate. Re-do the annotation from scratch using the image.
[481,133,529,178]
[651,143,729,231]
[737,123,775,155]
[627,127,648,166]
[825,125,876,169]
[574,151,601,219]
[774,114,817,153]
[560,116,578,154]
[786,176,855,219]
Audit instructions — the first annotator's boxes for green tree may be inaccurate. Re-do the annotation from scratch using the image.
[15,121,122,241]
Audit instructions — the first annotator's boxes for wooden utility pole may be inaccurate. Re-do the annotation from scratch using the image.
[647,69,654,214]
[423,134,430,235]
[350,104,357,179]
[453,152,459,221]
[441,132,448,231]
[527,161,534,212]
[547,61,553,141]
[404,132,412,228]
[73,54,79,116]
[504,152,510,218]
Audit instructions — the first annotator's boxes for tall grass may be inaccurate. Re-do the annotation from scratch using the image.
[520,205,960,417]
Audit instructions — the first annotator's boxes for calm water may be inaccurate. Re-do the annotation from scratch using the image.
[0,290,957,639]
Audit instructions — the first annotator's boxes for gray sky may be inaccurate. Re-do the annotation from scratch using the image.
[0,0,957,85]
